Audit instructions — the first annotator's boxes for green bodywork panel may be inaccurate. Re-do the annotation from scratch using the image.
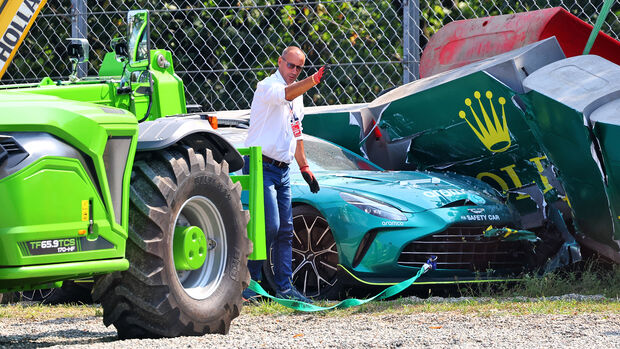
[4,49,186,122]
[348,51,620,262]
[98,49,188,119]
[98,51,125,77]
[593,119,620,241]
[0,93,138,291]
[0,92,138,176]
[522,91,619,246]
[302,105,365,155]
[146,49,187,118]
[231,146,266,260]
[1,76,147,118]
[0,156,123,265]
[518,55,620,260]
[383,72,547,193]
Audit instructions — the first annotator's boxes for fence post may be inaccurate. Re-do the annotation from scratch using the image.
[402,0,420,84]
[71,0,88,77]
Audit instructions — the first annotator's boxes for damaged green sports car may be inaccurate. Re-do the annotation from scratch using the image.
[220,127,571,300]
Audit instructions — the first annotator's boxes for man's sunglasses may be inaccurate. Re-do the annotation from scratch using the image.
[282,57,304,72]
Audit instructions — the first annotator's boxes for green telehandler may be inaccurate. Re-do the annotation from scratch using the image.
[0,10,265,338]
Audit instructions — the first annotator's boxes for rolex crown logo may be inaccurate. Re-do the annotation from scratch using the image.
[459,91,511,153]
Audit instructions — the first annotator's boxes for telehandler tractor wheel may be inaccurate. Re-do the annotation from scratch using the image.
[93,145,251,339]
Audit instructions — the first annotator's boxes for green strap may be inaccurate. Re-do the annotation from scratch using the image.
[483,226,539,242]
[583,0,615,55]
[247,264,430,312]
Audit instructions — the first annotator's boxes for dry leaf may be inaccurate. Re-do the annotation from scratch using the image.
[350,33,358,45]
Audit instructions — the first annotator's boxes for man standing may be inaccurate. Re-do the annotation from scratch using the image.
[244,46,326,302]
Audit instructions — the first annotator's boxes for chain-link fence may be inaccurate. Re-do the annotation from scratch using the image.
[2,1,619,111]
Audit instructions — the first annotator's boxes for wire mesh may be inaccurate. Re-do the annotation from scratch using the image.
[2,0,619,111]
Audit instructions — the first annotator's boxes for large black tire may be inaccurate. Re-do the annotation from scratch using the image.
[265,205,342,300]
[92,145,251,339]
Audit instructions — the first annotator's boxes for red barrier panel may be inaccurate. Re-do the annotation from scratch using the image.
[420,7,620,78]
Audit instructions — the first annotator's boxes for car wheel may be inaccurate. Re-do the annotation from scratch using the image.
[0,293,13,304]
[265,205,342,300]
[16,288,56,302]
[16,281,92,304]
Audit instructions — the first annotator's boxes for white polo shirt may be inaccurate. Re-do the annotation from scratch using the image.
[244,70,304,164]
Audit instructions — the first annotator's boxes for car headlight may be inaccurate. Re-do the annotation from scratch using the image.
[340,192,407,221]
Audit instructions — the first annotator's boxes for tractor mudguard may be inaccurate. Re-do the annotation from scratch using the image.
[137,117,244,172]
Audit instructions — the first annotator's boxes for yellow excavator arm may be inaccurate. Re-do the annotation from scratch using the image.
[0,0,47,79]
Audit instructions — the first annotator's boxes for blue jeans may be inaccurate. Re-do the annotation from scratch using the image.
[243,157,294,292]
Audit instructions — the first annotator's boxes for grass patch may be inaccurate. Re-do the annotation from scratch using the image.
[242,258,620,317]
[3,298,618,321]
[1,260,618,321]
[456,258,620,299]
[241,297,620,317]
[0,303,101,321]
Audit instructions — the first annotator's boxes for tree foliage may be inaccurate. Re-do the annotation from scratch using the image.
[3,0,619,110]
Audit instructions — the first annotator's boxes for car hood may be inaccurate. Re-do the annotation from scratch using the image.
[297,170,503,213]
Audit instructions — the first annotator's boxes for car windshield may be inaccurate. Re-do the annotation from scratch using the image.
[291,138,382,172]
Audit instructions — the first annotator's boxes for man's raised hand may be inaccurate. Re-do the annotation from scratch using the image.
[312,65,328,85]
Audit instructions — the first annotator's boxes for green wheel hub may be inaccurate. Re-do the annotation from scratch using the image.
[173,226,207,271]
[173,195,228,300]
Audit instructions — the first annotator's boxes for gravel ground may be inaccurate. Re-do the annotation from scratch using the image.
[1,296,619,348]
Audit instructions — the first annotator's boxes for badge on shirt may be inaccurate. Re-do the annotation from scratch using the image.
[291,119,302,137]
[289,102,302,138]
